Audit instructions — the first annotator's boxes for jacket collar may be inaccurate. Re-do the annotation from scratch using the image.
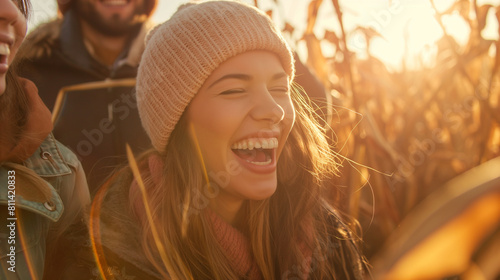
[24,133,72,177]
[0,134,66,222]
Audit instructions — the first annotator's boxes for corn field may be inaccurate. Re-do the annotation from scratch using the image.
[257,0,500,267]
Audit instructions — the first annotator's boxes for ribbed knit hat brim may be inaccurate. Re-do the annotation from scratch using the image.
[136,0,295,153]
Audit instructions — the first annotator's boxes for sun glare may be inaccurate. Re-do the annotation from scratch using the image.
[442,13,471,46]
[406,14,443,59]
[363,1,465,69]
[336,1,457,69]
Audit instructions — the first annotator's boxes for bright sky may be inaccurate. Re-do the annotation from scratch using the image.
[29,0,500,69]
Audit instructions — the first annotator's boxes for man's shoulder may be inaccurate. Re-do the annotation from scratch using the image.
[19,18,63,61]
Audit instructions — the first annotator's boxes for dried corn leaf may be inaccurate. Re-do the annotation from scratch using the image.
[282,22,295,35]
[303,33,330,88]
[305,0,323,34]
[324,30,340,49]
[477,4,493,32]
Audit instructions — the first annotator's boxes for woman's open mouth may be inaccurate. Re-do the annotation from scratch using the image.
[0,43,10,73]
[231,138,278,166]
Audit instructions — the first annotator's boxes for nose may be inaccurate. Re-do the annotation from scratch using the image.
[250,88,285,124]
[0,0,20,25]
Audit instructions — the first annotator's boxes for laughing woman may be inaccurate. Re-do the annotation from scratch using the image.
[92,1,367,279]
[0,0,90,279]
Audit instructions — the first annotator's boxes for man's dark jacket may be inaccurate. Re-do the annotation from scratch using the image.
[18,10,152,194]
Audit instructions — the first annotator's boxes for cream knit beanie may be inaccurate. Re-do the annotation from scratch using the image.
[136,0,295,153]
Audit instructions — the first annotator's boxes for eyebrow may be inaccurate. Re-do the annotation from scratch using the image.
[207,72,288,89]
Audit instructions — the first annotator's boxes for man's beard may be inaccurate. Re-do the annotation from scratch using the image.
[74,1,145,37]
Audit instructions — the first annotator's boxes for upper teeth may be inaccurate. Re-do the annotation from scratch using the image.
[102,0,128,6]
[231,138,278,150]
[0,43,10,57]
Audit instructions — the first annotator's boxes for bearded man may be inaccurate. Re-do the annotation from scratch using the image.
[18,0,157,194]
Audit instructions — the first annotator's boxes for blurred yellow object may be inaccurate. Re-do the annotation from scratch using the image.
[370,157,500,280]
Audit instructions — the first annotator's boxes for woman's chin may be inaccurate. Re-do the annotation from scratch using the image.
[246,181,278,201]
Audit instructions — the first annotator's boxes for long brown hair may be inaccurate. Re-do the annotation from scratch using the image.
[0,70,29,146]
[120,83,366,279]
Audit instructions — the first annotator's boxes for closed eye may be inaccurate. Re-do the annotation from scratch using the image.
[269,87,290,94]
[219,89,246,95]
